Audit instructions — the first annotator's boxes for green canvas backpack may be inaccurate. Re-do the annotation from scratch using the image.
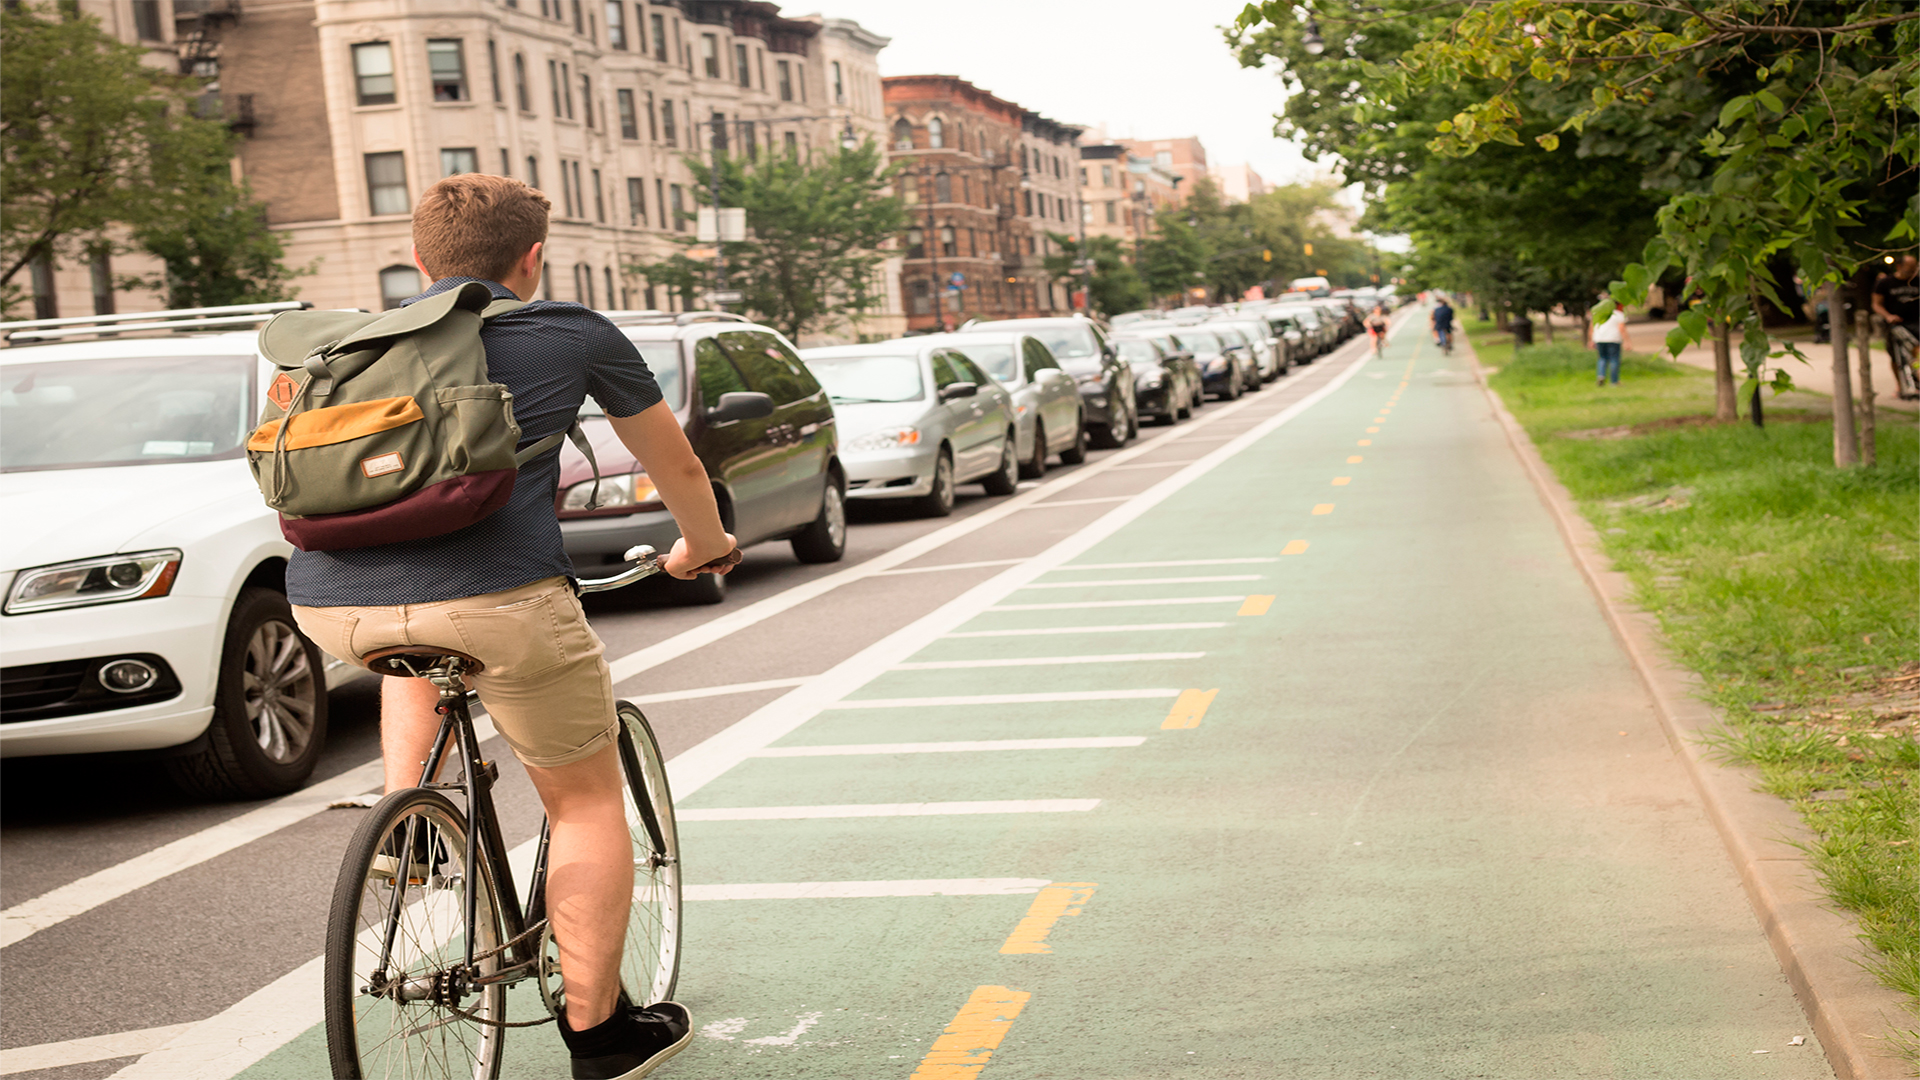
[248,280,596,551]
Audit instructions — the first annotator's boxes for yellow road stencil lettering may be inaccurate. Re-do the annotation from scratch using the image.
[1000,883,1098,954]
[1282,540,1309,555]
[1312,503,1335,515]
[1347,456,1364,463]
[1332,477,1351,486]
[1162,688,1219,729]
[1237,594,1275,616]
[911,986,1032,1078]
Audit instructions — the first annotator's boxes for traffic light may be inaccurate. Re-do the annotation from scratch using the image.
[1303,243,1313,256]
[1262,249,1272,262]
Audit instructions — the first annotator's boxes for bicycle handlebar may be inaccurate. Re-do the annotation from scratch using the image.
[576,545,666,594]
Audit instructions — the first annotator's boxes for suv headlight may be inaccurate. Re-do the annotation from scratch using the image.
[5,550,182,615]
[561,473,659,512]
[1138,371,1164,389]
[846,427,921,452]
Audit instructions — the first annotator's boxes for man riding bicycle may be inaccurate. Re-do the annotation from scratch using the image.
[1364,304,1391,356]
[288,175,734,1079]
[1872,253,1920,399]
[1431,295,1455,352]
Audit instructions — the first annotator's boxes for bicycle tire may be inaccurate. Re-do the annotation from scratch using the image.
[615,702,683,1005]
[325,788,508,1080]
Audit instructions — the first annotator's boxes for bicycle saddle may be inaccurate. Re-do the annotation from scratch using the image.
[360,645,486,678]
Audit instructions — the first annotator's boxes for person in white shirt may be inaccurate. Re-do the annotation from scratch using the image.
[1592,306,1631,386]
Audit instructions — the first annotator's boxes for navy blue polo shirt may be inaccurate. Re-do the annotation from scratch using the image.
[286,277,661,607]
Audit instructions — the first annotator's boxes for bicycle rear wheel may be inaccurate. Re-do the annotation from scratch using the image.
[615,702,682,1004]
[325,788,507,1080]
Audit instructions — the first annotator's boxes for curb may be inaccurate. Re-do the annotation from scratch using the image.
[1463,344,1916,1079]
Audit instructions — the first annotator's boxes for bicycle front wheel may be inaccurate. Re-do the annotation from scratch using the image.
[325,788,507,1080]
[616,702,682,1004]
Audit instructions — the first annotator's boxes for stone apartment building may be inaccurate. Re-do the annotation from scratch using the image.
[28,0,900,337]
[1120,135,1209,193]
[1078,141,1182,254]
[1209,162,1269,203]
[882,75,1081,332]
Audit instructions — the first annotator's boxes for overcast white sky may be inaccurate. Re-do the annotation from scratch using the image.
[806,0,1331,187]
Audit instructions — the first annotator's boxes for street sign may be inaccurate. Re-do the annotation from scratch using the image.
[686,246,718,260]
[718,207,747,242]
[707,290,744,304]
[695,208,718,242]
[948,272,965,287]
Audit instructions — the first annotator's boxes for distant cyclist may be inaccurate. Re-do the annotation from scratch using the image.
[1365,304,1390,356]
[1872,253,1919,399]
[1431,295,1455,353]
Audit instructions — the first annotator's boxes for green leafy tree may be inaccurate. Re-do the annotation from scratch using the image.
[1138,217,1209,303]
[629,141,906,342]
[1044,232,1148,316]
[1,3,299,314]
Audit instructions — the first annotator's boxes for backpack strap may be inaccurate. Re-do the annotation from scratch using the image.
[482,298,528,320]
[514,421,603,508]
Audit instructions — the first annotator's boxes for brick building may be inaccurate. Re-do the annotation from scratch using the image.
[29,0,898,333]
[1079,141,1182,254]
[882,75,1081,332]
[1120,135,1209,192]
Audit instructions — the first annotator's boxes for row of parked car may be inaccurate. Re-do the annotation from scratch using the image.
[0,291,1390,799]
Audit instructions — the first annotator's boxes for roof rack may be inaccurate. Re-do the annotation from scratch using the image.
[601,310,754,328]
[1,301,311,345]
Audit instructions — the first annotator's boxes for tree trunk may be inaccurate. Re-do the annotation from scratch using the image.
[1711,318,1738,422]
[1855,309,1876,468]
[1541,308,1555,344]
[1830,284,1859,465]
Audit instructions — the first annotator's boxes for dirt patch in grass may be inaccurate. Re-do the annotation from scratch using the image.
[1560,411,1833,440]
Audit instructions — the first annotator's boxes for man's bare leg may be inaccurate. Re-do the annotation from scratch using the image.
[524,746,632,1030]
[381,676,444,793]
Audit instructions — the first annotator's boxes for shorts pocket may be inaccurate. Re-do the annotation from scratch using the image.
[445,590,567,679]
[291,606,362,666]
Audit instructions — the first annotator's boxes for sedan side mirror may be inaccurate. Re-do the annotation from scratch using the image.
[707,391,775,423]
[937,381,979,401]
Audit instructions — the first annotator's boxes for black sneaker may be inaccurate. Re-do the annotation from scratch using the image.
[559,1001,691,1080]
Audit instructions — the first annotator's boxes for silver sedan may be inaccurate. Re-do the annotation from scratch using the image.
[799,340,1019,517]
[916,331,1085,479]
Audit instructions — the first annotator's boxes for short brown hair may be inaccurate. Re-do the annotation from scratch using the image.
[412,175,551,283]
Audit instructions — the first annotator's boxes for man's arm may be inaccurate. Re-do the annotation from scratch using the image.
[605,402,737,578]
[1872,283,1899,323]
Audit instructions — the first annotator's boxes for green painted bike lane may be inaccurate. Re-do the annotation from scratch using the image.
[241,326,1827,1078]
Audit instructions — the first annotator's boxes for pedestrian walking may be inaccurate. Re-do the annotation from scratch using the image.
[1871,253,1920,399]
[1593,304,1631,386]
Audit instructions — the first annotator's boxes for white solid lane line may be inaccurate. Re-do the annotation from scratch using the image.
[1017,495,1133,509]
[989,596,1248,611]
[1018,575,1262,588]
[752,737,1148,756]
[1060,557,1279,569]
[111,335,1381,1080]
[679,799,1102,821]
[0,1024,194,1076]
[874,559,1027,576]
[944,622,1227,637]
[893,652,1203,670]
[1106,460,1203,470]
[686,879,1052,900]
[628,676,810,704]
[824,689,1184,709]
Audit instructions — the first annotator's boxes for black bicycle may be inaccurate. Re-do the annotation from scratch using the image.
[322,547,679,1079]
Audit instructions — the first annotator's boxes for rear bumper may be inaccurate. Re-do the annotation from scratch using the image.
[560,510,685,565]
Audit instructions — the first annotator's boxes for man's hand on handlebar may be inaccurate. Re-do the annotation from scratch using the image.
[663,534,741,579]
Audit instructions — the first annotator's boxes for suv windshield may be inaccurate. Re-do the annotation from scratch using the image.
[945,342,1018,384]
[804,354,925,403]
[1176,330,1222,355]
[3,355,255,472]
[580,341,685,415]
[1115,340,1159,367]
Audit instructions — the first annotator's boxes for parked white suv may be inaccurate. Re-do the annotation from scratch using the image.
[1,306,360,798]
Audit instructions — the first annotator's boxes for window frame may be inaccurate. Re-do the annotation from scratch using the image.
[627,177,646,226]
[734,41,750,87]
[364,151,409,215]
[701,34,720,78]
[605,0,627,49]
[616,87,639,139]
[440,147,478,176]
[379,265,423,310]
[352,41,397,106]
[426,38,469,103]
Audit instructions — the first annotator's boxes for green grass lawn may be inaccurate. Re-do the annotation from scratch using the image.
[1466,319,1919,1034]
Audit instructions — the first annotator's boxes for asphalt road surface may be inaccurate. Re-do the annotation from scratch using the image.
[0,312,1829,1079]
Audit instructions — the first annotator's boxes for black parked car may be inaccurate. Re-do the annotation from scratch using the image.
[1137,323,1254,400]
[555,312,845,604]
[962,316,1137,448]
[1114,333,1203,423]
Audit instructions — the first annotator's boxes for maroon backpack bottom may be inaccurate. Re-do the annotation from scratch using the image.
[281,471,517,552]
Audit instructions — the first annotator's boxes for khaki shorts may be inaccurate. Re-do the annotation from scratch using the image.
[293,576,618,769]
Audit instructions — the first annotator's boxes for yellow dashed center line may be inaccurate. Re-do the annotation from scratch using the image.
[1358,439,1372,446]
[1332,477,1351,486]
[911,986,1031,1078]
[1312,503,1335,515]
[1000,883,1097,955]
[1282,539,1310,554]
[1348,455,1364,463]
[1365,426,1380,433]
[1237,594,1275,616]
[1162,688,1219,729]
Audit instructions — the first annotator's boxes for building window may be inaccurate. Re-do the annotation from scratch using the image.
[934,172,951,203]
[580,74,593,126]
[605,268,615,309]
[905,228,924,259]
[616,88,638,139]
[832,60,844,104]
[700,34,719,78]
[365,152,409,214]
[1104,201,1117,224]
[571,0,584,34]
[927,117,943,148]
[573,161,587,218]
[797,62,805,101]
[655,178,665,228]
[605,0,627,48]
[939,227,956,257]
[776,59,791,102]
[441,147,478,176]
[427,40,467,102]
[783,130,798,156]
[558,160,575,216]
[1101,165,1113,186]
[627,177,646,225]
[650,13,667,60]
[352,42,396,106]
[660,97,676,145]
[527,155,540,189]
[1022,190,1032,216]
[740,120,755,161]
[514,53,531,111]
[132,1,163,40]
[88,249,114,314]
[734,42,750,87]
[548,59,562,114]
[891,117,912,150]
[380,265,422,309]
[561,62,574,118]
[486,40,502,102]
[500,148,511,176]
[669,184,685,231]
[592,168,605,221]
